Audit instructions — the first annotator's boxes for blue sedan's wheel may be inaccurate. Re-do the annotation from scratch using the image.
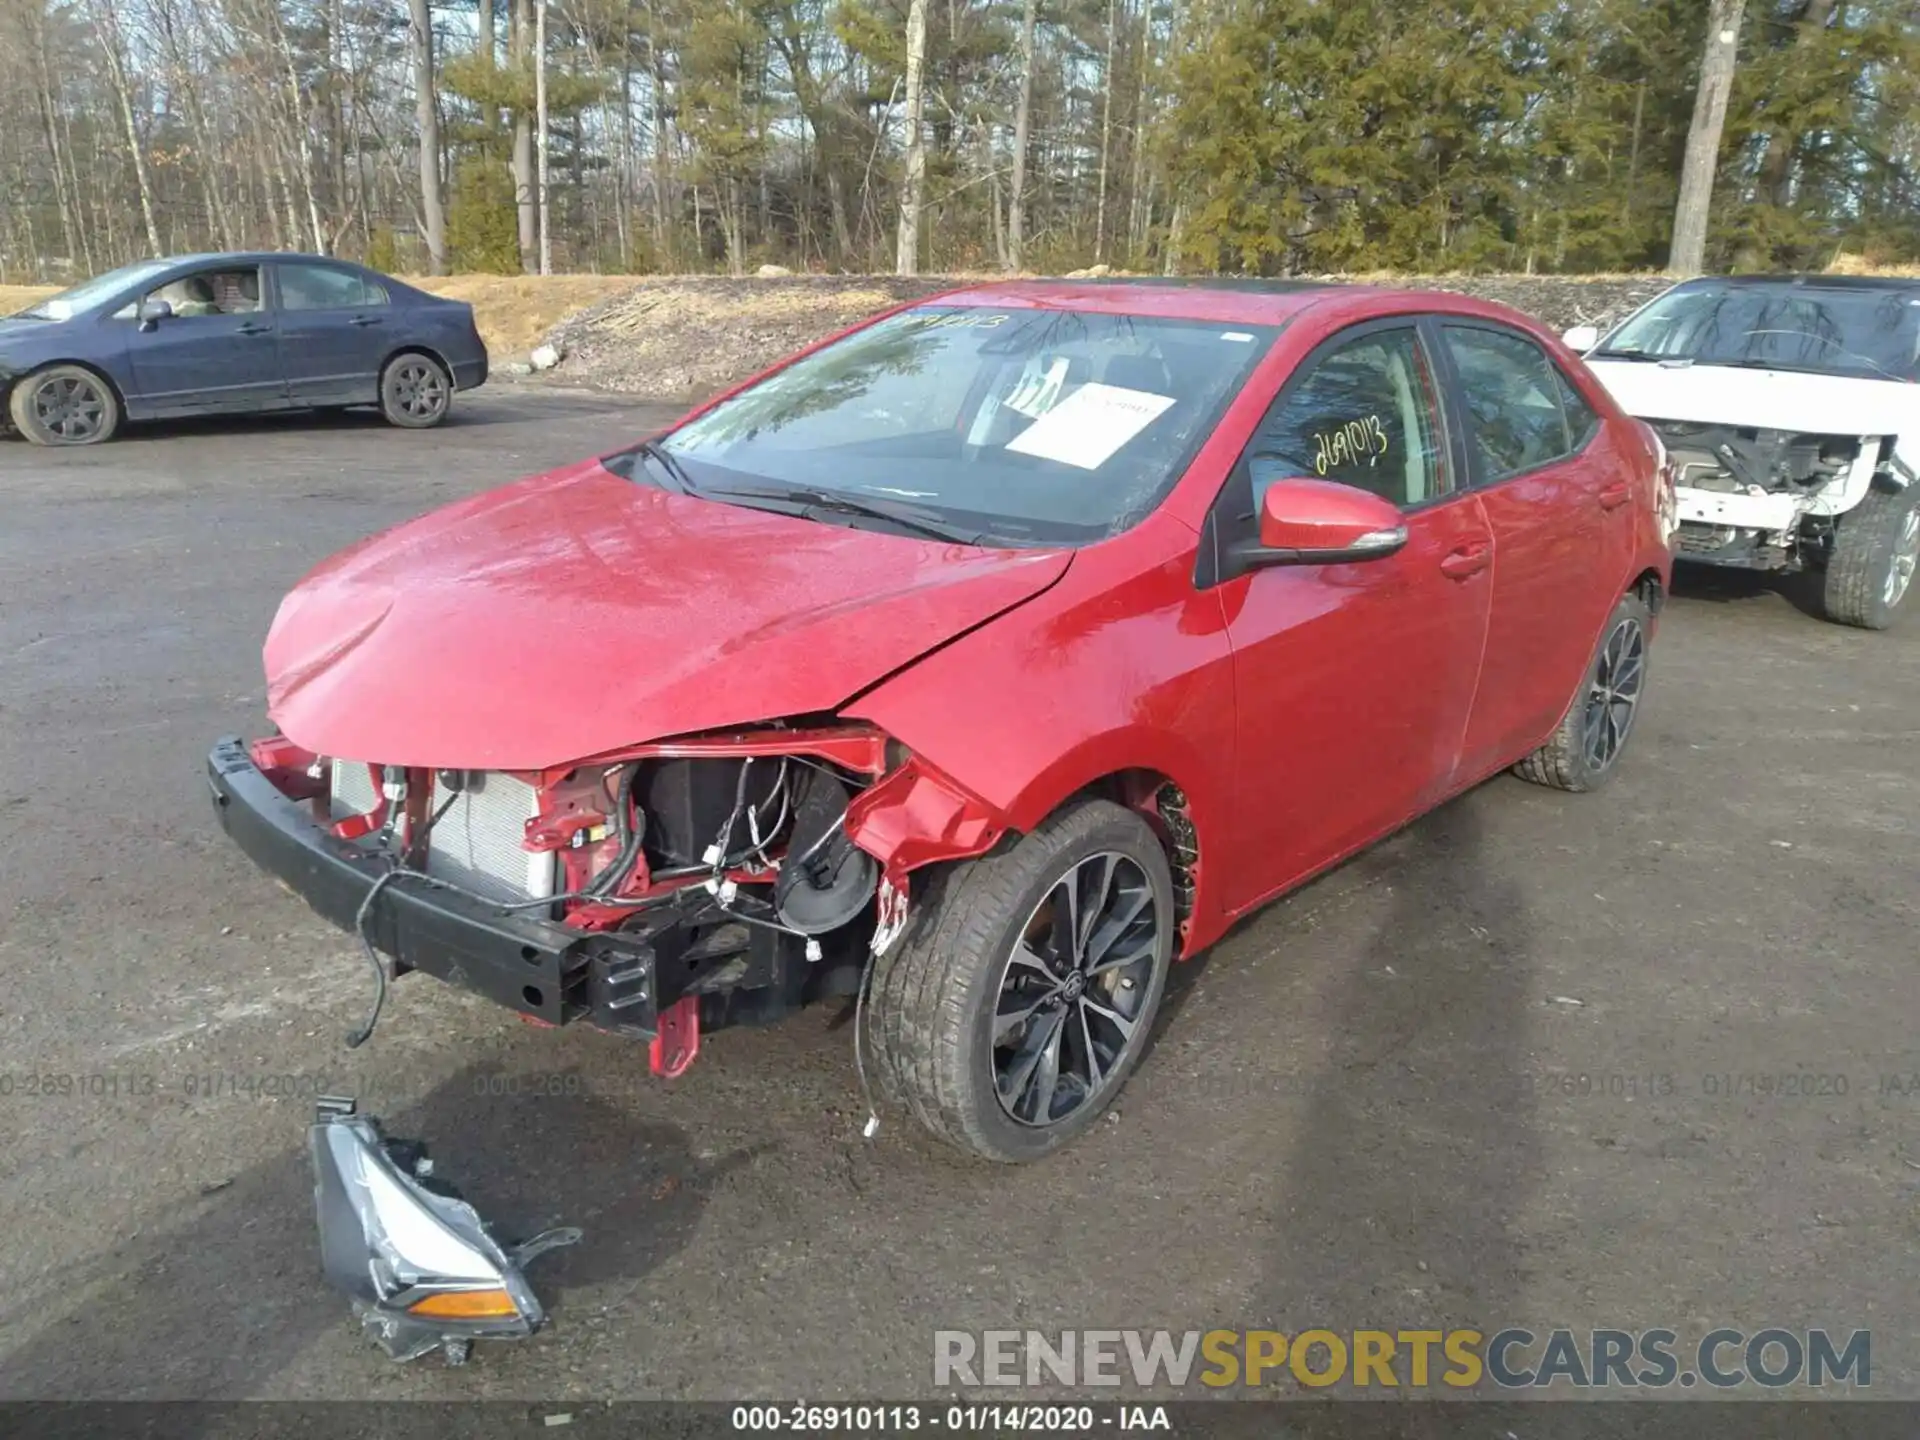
[379,353,452,429]
[9,364,121,447]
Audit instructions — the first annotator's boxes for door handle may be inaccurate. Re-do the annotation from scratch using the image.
[1599,482,1632,511]
[237,322,273,336]
[349,316,383,328]
[1439,541,1492,580]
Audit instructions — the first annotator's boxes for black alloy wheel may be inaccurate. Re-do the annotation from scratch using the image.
[993,850,1163,1129]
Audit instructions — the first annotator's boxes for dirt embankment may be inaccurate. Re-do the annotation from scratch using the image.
[9,271,1673,401]
[543,276,954,396]
[543,273,1674,402]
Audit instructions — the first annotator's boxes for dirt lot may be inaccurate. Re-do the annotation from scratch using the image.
[1,383,1917,1410]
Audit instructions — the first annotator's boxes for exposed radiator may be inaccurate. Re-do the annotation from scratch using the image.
[328,763,557,903]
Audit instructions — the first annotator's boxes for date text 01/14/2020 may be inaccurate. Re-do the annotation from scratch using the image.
[729,1405,1171,1431]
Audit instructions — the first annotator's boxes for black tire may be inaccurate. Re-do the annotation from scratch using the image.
[1513,590,1652,793]
[7,364,121,446]
[866,799,1175,1163]
[1822,486,1920,631]
[378,353,452,429]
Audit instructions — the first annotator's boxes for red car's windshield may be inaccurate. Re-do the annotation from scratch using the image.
[650,305,1277,546]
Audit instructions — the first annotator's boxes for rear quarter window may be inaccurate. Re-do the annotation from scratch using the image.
[1444,324,1597,482]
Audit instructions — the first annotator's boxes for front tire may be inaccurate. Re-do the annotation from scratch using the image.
[8,364,121,446]
[867,800,1175,1163]
[378,353,452,429]
[1822,486,1920,630]
[1513,591,1652,793]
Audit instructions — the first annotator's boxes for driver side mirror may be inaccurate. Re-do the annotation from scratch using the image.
[1229,472,1408,574]
[137,298,173,332]
[1561,324,1600,353]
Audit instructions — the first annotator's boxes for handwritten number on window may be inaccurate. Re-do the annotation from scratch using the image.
[1312,415,1389,475]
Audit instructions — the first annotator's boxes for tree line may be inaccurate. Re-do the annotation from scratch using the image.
[1,0,1916,283]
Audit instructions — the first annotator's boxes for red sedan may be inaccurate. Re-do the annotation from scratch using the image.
[209,280,1674,1162]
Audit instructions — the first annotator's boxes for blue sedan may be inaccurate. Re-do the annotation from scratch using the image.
[1,252,489,446]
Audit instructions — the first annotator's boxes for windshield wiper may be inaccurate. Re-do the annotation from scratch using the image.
[701,482,984,544]
[1593,347,1682,364]
[1709,355,1905,382]
[605,437,699,494]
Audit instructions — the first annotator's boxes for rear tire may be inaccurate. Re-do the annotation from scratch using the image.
[1513,591,1652,793]
[866,800,1175,1163]
[378,353,452,429]
[1822,486,1920,630]
[8,364,121,446]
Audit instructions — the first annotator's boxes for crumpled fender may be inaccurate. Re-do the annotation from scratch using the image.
[843,758,1006,887]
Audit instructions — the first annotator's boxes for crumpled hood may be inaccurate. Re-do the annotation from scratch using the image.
[1587,358,1919,438]
[265,460,1071,770]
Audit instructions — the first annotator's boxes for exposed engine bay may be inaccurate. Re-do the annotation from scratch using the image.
[229,721,1002,1082]
[1650,419,1908,570]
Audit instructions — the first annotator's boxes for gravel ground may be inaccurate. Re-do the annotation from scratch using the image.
[544,274,1674,402]
[1,381,1916,1418]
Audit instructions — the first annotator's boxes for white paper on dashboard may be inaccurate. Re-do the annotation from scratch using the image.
[1003,383,1176,470]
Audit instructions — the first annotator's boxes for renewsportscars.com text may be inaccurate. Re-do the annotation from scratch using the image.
[933,1327,1870,1390]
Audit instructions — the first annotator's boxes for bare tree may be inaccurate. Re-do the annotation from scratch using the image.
[408,0,447,272]
[1006,0,1037,272]
[89,0,162,255]
[1669,0,1746,277]
[511,0,536,270]
[535,0,550,273]
[894,0,927,274]
[1095,0,1116,263]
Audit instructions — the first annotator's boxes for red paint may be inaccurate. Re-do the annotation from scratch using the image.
[649,996,701,1078]
[255,281,1671,962]
[1256,477,1407,551]
[264,460,1070,770]
[843,758,1006,882]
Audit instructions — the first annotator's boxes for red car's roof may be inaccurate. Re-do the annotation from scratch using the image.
[922,278,1564,337]
[926,278,1344,325]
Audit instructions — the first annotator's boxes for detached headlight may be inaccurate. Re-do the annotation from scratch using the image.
[309,1097,579,1363]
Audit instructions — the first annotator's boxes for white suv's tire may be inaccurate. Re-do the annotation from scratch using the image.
[1823,486,1920,631]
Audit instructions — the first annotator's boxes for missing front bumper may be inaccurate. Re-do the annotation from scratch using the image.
[207,737,661,1030]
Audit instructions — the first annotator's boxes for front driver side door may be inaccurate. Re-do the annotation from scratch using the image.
[1208,320,1496,916]
[124,264,288,416]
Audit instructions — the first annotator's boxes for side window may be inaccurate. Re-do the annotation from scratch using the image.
[279,264,384,311]
[1443,325,1592,482]
[1557,370,1600,449]
[137,268,263,318]
[1246,326,1448,508]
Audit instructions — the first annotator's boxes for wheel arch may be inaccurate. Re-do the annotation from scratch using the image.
[1050,767,1204,957]
[379,343,454,380]
[847,732,1221,960]
[1629,566,1665,616]
[6,358,129,414]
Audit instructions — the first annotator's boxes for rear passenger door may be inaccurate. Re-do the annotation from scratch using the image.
[1438,322,1627,776]
[272,262,393,406]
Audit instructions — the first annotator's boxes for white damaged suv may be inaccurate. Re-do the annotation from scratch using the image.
[1567,275,1920,629]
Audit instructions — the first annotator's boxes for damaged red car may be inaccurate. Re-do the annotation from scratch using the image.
[210,279,1674,1162]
